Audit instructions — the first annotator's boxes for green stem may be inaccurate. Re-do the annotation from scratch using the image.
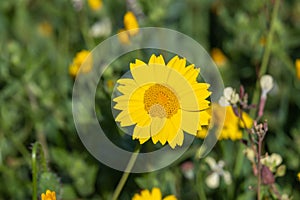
[111,145,140,200]
[250,0,281,118]
[32,142,48,200]
[196,163,207,200]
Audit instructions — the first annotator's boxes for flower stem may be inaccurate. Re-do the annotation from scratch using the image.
[196,166,207,200]
[111,145,140,200]
[250,0,281,118]
[257,137,262,200]
[32,142,48,200]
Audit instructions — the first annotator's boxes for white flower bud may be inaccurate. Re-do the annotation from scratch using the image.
[260,75,274,95]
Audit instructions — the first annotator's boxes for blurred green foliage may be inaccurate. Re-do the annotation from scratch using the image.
[0,0,300,199]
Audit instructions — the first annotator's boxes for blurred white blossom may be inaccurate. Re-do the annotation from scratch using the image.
[89,18,112,38]
[243,148,255,163]
[261,153,282,172]
[205,157,232,189]
[72,0,83,11]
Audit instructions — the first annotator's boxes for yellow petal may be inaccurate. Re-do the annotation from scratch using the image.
[130,59,147,70]
[115,110,134,127]
[148,54,165,65]
[117,78,137,87]
[148,54,160,64]
[181,110,199,135]
[152,188,162,199]
[150,117,166,142]
[130,64,155,85]
[169,129,184,148]
[151,119,171,145]
[140,189,151,197]
[183,64,200,82]
[163,195,178,200]
[133,125,150,143]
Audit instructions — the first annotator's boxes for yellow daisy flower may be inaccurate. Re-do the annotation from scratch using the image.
[87,0,102,11]
[197,105,252,140]
[113,54,211,148]
[132,188,177,200]
[41,190,56,200]
[69,50,92,77]
[296,59,300,80]
[124,11,139,36]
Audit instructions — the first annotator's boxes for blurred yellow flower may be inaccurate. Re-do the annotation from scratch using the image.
[298,172,300,181]
[118,29,130,44]
[124,11,139,36]
[211,48,227,67]
[259,37,266,46]
[113,54,211,148]
[132,188,177,200]
[197,105,252,140]
[37,21,53,37]
[296,59,300,80]
[41,190,56,200]
[88,0,102,11]
[69,50,92,77]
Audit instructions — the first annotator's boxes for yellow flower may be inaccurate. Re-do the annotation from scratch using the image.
[211,48,227,67]
[124,11,139,36]
[132,188,177,200]
[41,190,56,200]
[37,21,53,37]
[113,54,211,148]
[69,50,92,77]
[118,29,130,44]
[296,59,300,80]
[88,0,102,11]
[259,37,266,46]
[297,172,300,181]
[197,105,252,140]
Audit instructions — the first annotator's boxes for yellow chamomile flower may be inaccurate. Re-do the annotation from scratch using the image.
[88,0,102,11]
[296,59,300,80]
[113,54,211,148]
[124,11,139,36]
[69,50,92,77]
[211,48,227,67]
[132,188,177,200]
[41,190,56,200]
[197,104,252,140]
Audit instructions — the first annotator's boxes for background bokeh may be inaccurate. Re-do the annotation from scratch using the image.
[0,0,300,199]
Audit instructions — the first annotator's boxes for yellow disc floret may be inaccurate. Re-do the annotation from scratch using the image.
[144,84,180,118]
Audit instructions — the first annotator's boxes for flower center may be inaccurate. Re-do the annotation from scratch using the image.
[144,84,180,118]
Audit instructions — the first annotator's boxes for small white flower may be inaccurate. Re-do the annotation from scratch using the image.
[218,87,239,106]
[205,157,232,189]
[260,75,274,95]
